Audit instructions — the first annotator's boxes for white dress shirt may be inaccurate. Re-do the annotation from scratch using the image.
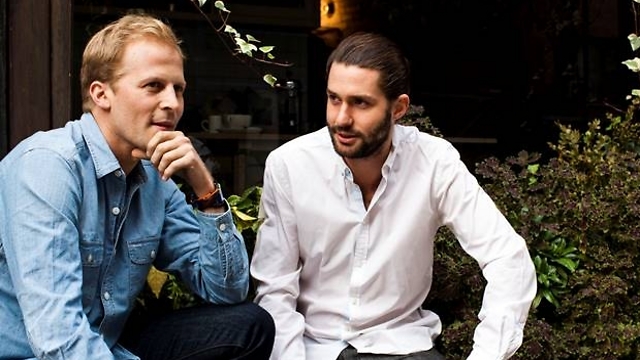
[251,125,537,360]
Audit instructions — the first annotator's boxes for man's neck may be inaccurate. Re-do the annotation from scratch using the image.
[344,144,391,209]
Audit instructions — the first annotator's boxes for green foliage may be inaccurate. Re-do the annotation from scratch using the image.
[451,105,640,359]
[622,1,640,98]
[398,104,443,137]
[191,0,290,87]
[228,185,263,234]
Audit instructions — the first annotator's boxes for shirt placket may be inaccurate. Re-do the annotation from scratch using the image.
[343,167,370,336]
[98,168,131,336]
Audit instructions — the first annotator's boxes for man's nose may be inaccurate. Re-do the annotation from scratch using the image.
[160,88,181,110]
[334,103,352,127]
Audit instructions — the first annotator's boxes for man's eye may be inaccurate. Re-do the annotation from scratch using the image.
[327,95,340,104]
[353,99,368,107]
[146,82,162,90]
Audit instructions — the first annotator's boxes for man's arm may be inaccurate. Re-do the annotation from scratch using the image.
[434,144,537,359]
[157,183,250,304]
[145,131,249,304]
[3,149,116,359]
[251,154,307,359]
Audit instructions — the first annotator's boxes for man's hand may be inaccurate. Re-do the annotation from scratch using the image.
[146,131,215,196]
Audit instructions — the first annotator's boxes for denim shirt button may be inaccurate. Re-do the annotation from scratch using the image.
[111,207,120,216]
[103,291,111,301]
[87,254,93,264]
[150,250,156,259]
[219,223,227,231]
[114,170,123,177]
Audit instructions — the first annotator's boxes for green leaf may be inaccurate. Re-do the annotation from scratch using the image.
[622,58,640,72]
[246,34,260,43]
[267,53,275,60]
[532,294,542,308]
[198,0,208,6]
[263,74,278,87]
[527,163,539,174]
[224,25,239,37]
[214,1,230,12]
[632,89,640,97]
[233,209,257,221]
[555,257,578,272]
[259,46,275,54]
[629,34,640,51]
[542,289,560,308]
[234,38,257,55]
[533,255,542,269]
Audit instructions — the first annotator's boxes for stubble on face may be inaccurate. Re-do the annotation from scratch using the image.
[328,109,393,159]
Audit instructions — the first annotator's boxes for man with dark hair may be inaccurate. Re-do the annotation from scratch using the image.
[0,13,274,360]
[251,32,536,360]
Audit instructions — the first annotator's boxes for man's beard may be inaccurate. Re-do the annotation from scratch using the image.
[328,111,393,159]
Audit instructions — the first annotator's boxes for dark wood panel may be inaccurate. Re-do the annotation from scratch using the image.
[8,0,51,148]
[0,0,7,157]
[51,0,73,128]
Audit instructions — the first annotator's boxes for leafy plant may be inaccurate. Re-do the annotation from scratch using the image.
[468,105,640,359]
[190,0,291,87]
[398,104,443,137]
[228,185,263,234]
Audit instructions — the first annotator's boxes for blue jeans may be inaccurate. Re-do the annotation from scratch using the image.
[337,345,446,360]
[122,302,275,360]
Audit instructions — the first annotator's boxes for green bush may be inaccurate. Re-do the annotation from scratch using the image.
[426,103,640,359]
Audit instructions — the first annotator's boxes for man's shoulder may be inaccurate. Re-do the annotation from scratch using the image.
[6,122,83,161]
[395,125,458,159]
[270,127,331,158]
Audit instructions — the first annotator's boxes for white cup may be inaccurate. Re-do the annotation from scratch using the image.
[201,115,222,132]
[225,114,252,129]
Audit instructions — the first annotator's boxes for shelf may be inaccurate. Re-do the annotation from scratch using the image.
[189,131,297,142]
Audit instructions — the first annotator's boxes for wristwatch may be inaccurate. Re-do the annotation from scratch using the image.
[190,183,225,210]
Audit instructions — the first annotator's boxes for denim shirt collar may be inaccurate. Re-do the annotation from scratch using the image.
[77,112,147,183]
[78,112,124,179]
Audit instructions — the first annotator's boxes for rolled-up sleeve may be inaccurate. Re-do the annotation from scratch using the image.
[156,188,249,305]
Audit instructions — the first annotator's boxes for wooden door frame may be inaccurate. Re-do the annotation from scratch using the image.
[5,0,72,152]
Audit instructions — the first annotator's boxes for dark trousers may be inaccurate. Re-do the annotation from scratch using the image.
[122,302,275,360]
[337,345,446,360]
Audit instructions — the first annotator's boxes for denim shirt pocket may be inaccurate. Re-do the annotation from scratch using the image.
[79,233,104,310]
[127,236,160,296]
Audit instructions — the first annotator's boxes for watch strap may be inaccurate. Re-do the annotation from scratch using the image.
[190,183,225,210]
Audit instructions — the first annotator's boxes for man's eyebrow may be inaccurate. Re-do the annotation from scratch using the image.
[326,90,375,101]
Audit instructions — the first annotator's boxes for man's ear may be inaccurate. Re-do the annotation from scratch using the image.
[391,94,410,122]
[89,81,111,110]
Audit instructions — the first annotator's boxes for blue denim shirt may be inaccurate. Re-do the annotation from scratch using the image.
[0,113,249,359]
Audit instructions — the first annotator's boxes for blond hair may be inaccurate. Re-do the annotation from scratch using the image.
[80,13,184,112]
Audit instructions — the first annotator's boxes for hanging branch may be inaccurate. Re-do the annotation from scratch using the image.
[190,0,293,87]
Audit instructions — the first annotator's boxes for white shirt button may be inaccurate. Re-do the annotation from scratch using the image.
[103,291,111,300]
[111,207,120,215]
[219,223,227,231]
